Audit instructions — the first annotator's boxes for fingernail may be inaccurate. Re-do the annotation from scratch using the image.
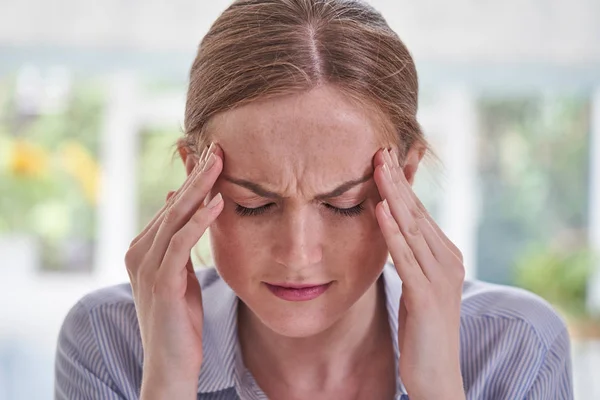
[382,163,392,181]
[384,148,392,166]
[206,193,222,209]
[192,161,202,175]
[390,148,399,166]
[199,145,209,164]
[203,153,216,172]
[382,199,392,218]
[199,142,214,164]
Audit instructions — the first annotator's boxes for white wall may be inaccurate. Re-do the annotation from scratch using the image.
[0,0,598,64]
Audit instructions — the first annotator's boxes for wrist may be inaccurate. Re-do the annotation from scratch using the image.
[410,390,465,400]
[408,375,464,400]
[140,366,199,400]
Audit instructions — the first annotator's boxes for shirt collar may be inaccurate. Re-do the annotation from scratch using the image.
[197,263,406,396]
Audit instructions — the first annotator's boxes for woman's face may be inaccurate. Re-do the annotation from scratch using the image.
[208,85,390,337]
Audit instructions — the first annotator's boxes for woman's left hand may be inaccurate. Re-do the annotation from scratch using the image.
[373,148,466,400]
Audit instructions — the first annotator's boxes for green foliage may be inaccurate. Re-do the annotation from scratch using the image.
[477,94,590,284]
[0,76,104,271]
[513,244,596,318]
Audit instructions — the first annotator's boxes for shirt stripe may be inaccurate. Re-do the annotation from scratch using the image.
[55,263,573,399]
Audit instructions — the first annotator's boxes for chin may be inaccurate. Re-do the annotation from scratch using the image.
[248,299,342,338]
[262,317,333,338]
[234,280,362,338]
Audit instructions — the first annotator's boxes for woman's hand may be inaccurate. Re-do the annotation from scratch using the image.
[374,148,466,400]
[125,143,224,399]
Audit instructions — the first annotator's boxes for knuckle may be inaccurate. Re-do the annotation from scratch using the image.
[454,247,464,263]
[399,247,416,266]
[128,236,139,248]
[151,274,179,300]
[167,190,180,206]
[124,249,138,271]
[136,261,153,283]
[166,190,176,202]
[189,208,209,229]
[125,266,135,286]
[151,279,167,297]
[391,167,402,184]
[437,262,464,293]
[415,197,428,214]
[453,262,466,282]
[390,229,404,244]
[409,205,425,221]
[190,174,207,191]
[405,222,421,237]
[168,232,188,253]
[163,205,181,225]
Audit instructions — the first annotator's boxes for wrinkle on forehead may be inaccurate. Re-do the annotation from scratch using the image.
[210,86,382,198]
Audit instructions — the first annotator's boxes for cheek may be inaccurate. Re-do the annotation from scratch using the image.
[332,198,386,250]
[325,200,388,287]
[209,205,261,267]
[208,201,275,295]
[208,198,388,278]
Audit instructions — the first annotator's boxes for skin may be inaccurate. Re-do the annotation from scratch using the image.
[127,85,465,400]
[206,86,395,398]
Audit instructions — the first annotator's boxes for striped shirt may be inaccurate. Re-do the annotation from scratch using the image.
[55,263,573,399]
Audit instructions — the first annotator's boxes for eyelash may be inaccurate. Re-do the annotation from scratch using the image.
[234,202,365,218]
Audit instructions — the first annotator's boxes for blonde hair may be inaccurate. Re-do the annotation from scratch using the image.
[180,0,436,164]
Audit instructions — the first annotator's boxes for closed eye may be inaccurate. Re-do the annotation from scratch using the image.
[235,203,275,217]
[235,202,365,217]
[323,203,365,217]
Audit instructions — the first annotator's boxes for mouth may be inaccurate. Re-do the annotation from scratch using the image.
[264,281,333,301]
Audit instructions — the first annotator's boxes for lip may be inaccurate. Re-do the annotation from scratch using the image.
[265,282,333,301]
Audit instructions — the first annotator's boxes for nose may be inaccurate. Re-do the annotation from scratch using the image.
[272,207,323,271]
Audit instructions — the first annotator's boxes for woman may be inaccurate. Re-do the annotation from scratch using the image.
[55,0,573,399]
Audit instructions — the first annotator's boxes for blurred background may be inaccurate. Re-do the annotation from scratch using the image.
[0,0,599,398]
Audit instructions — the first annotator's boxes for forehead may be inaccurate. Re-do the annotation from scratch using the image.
[211,86,384,165]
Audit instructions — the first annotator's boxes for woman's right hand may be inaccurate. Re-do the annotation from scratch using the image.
[124,143,224,399]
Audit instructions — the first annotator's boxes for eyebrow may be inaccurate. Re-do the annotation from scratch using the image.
[223,172,373,200]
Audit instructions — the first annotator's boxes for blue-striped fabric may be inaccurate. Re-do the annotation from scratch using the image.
[55,263,573,399]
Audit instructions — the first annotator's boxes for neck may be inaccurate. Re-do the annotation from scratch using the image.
[238,277,394,395]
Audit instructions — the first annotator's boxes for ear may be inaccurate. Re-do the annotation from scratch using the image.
[402,144,426,186]
[177,138,199,176]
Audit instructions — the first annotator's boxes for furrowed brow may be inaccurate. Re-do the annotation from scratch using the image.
[223,172,372,200]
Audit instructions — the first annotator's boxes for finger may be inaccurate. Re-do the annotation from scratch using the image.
[166,142,217,212]
[390,146,401,168]
[375,162,438,281]
[131,161,204,250]
[376,199,428,288]
[199,142,215,166]
[385,158,453,263]
[390,153,463,263]
[129,190,178,250]
[133,143,218,251]
[412,192,463,263]
[377,147,463,263]
[127,177,199,278]
[383,146,396,169]
[185,258,204,333]
[149,153,223,267]
[154,193,223,297]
